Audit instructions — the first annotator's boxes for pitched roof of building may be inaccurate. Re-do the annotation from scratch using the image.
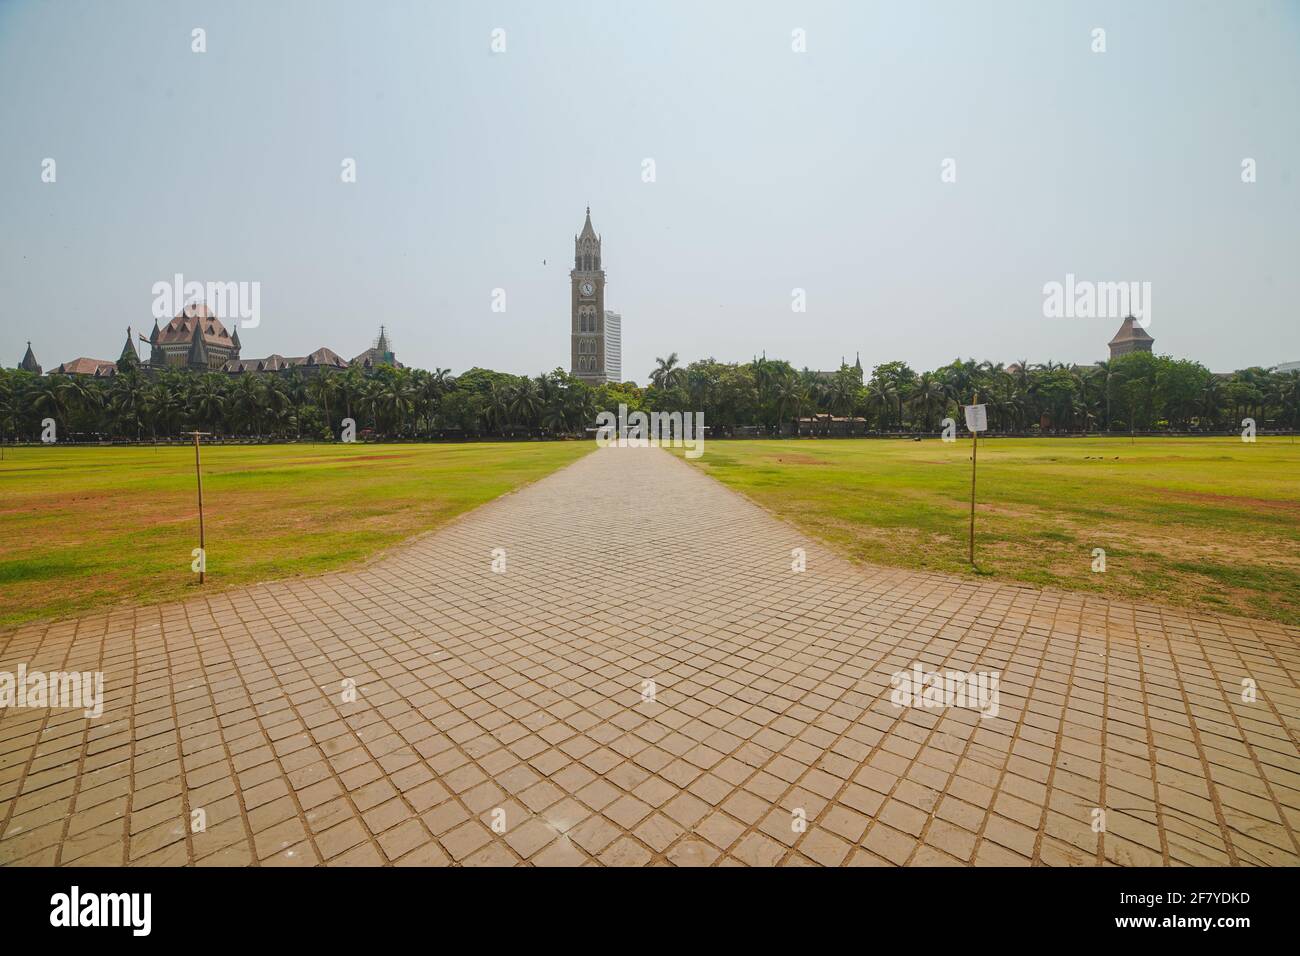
[19,342,41,373]
[187,317,210,365]
[55,357,117,376]
[222,347,349,373]
[223,354,290,373]
[304,346,347,368]
[155,302,237,349]
[350,349,402,369]
[118,327,139,365]
[1109,315,1154,346]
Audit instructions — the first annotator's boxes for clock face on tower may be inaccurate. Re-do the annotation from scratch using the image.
[579,280,595,297]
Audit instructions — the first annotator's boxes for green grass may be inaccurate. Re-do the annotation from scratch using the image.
[675,437,1300,626]
[0,442,591,629]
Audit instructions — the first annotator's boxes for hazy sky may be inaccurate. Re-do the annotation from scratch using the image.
[2,0,1298,381]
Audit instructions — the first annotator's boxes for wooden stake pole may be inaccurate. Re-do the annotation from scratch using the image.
[969,391,978,567]
[188,432,211,584]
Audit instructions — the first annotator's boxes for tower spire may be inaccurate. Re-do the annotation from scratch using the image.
[117,326,140,372]
[19,341,42,375]
[187,316,209,368]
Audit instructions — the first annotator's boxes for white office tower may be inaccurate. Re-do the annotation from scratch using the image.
[604,310,622,383]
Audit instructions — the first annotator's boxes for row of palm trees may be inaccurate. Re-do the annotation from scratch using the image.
[645,352,1300,434]
[4,350,1298,441]
[0,359,631,441]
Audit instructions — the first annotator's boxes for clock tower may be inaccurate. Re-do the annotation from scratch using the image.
[571,207,609,383]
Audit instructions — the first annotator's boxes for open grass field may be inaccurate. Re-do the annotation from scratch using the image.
[0,442,591,630]
[677,437,1300,626]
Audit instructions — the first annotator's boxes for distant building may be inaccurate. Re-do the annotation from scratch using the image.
[18,342,41,376]
[1108,315,1154,358]
[1275,360,1300,373]
[604,310,622,383]
[349,326,401,370]
[52,357,117,377]
[223,347,350,375]
[812,353,864,384]
[570,207,618,384]
[146,303,242,370]
[26,309,398,379]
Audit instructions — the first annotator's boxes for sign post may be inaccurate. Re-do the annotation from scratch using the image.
[963,395,987,566]
[186,432,211,583]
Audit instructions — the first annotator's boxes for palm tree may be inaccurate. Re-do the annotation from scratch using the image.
[188,374,228,433]
[228,374,267,436]
[1277,370,1300,431]
[485,380,511,435]
[369,375,415,436]
[865,380,897,431]
[909,373,947,431]
[105,369,146,439]
[306,374,337,436]
[30,376,69,437]
[1093,359,1123,431]
[650,353,686,392]
[508,378,542,434]
[828,374,858,418]
[774,372,807,431]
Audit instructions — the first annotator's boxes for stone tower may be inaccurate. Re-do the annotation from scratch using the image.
[1108,315,1154,359]
[571,207,608,383]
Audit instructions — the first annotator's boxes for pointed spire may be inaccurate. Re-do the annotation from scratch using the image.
[187,317,209,368]
[376,324,389,353]
[19,341,42,375]
[579,206,597,240]
[855,351,862,370]
[118,327,139,368]
[231,325,241,351]
[149,317,160,345]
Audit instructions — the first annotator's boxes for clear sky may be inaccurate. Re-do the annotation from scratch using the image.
[2,0,1297,381]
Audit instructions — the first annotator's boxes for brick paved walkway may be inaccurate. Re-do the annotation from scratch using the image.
[2,446,1297,866]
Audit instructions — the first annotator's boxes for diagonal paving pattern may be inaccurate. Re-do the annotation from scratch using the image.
[1,445,1298,867]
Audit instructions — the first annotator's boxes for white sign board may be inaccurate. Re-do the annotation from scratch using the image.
[964,404,988,433]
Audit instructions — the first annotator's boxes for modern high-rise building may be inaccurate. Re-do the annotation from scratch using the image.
[604,310,622,384]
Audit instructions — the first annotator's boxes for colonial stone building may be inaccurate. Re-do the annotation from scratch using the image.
[571,208,617,384]
[22,306,399,378]
[1108,315,1154,358]
[813,354,864,384]
[146,302,242,370]
[349,327,401,370]
[52,357,117,377]
[224,327,396,375]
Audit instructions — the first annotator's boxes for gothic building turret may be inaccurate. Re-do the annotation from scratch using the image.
[18,342,42,376]
[117,327,139,372]
[1108,315,1154,358]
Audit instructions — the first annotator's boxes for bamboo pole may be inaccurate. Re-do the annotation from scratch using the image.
[969,392,978,566]
[188,432,211,583]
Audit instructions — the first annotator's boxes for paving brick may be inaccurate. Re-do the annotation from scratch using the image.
[0,446,1295,868]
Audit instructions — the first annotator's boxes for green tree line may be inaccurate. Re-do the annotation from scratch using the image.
[2,350,1297,441]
